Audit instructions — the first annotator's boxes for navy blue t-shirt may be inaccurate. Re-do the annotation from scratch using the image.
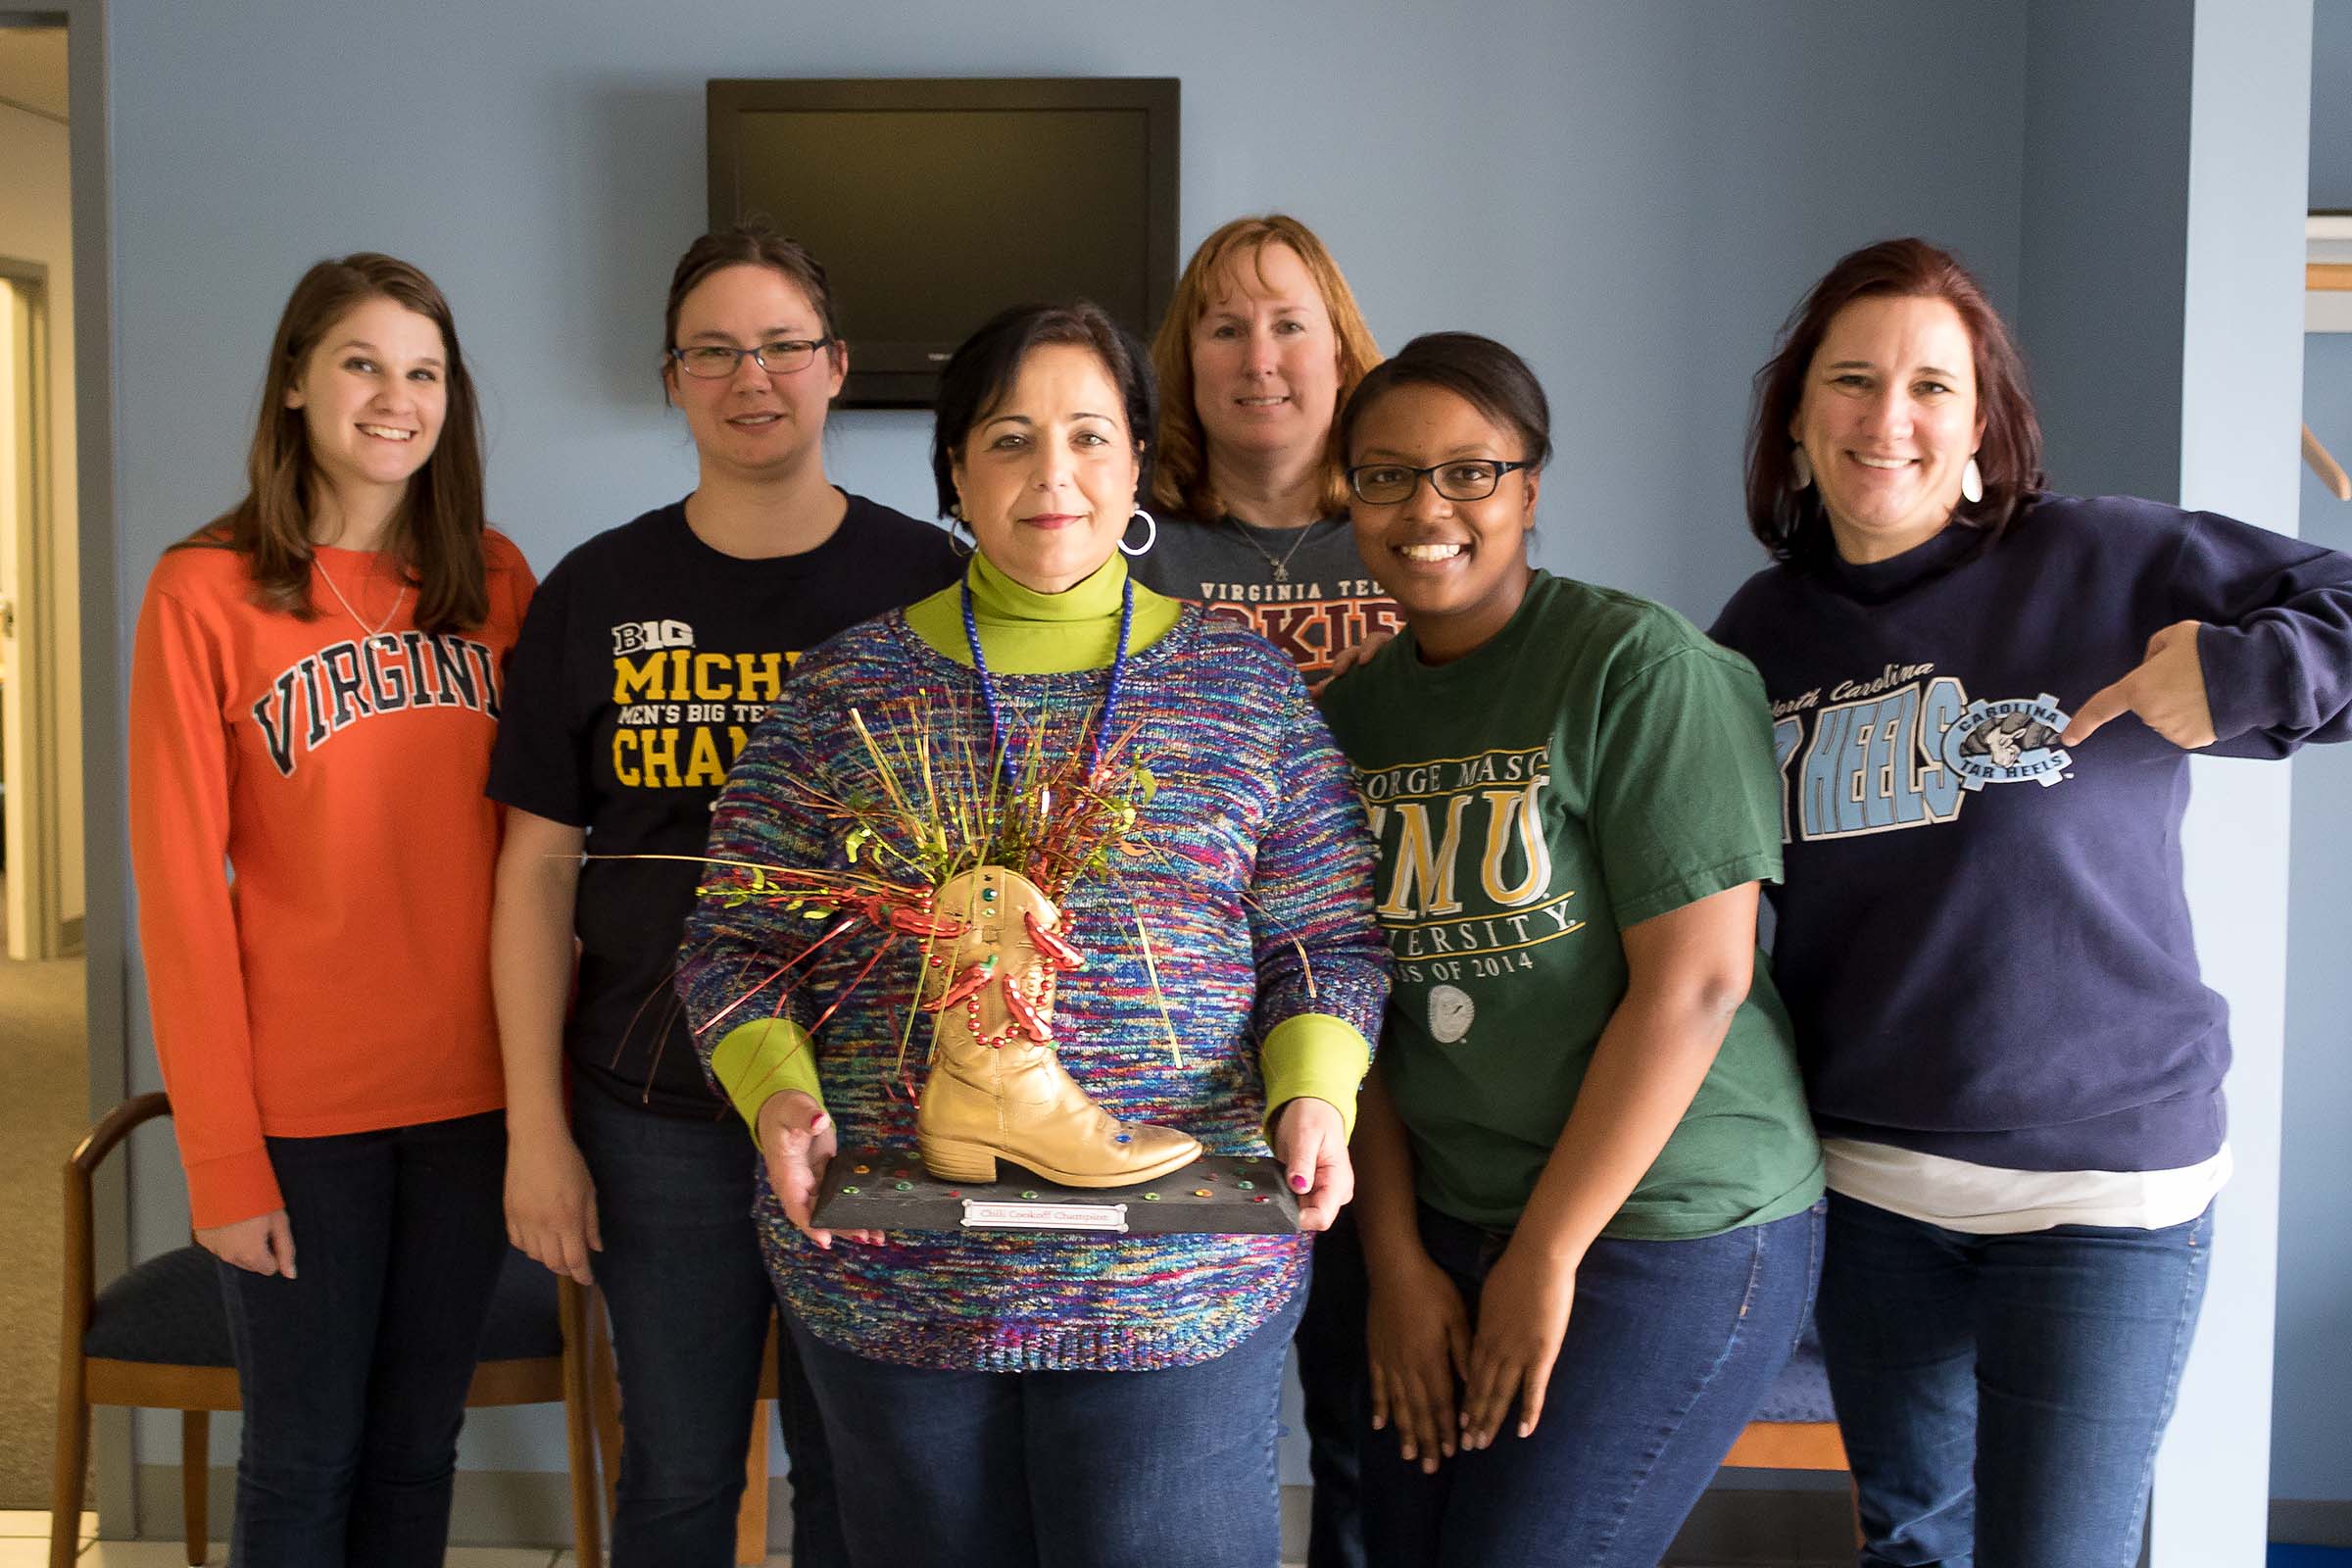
[489,495,961,1116]
[1709,493,2352,1172]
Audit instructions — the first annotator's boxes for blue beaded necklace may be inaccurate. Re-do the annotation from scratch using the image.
[959,569,1136,792]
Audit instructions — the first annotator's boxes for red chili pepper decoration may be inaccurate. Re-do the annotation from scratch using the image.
[1023,907,1086,972]
[922,956,997,1014]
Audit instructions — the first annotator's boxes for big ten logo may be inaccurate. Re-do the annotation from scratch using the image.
[612,619,694,656]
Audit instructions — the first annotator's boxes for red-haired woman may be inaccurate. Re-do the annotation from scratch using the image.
[1710,236,2352,1566]
[1137,215,1400,686]
[1135,215,1397,1568]
[128,253,534,1566]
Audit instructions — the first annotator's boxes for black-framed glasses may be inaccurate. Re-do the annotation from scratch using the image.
[668,337,835,379]
[1347,459,1537,505]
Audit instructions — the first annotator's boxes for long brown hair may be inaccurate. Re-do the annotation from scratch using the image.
[1745,237,2044,563]
[185,253,489,631]
[1150,215,1381,522]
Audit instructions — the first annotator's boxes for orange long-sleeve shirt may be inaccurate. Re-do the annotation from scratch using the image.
[127,531,535,1228]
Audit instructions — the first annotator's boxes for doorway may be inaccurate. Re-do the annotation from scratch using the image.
[0,11,91,1511]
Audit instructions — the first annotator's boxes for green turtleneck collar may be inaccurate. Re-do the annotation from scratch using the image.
[904,550,1185,674]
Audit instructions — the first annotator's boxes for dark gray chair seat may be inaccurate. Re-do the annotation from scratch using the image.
[84,1243,563,1366]
[1751,1318,1837,1425]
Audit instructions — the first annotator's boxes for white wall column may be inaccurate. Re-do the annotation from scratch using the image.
[2154,0,2313,1562]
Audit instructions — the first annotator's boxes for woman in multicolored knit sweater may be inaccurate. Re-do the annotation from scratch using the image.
[674,301,1389,1568]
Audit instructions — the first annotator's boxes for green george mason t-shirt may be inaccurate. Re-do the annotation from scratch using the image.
[1319,570,1824,1240]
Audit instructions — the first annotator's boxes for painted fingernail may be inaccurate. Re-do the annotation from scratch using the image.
[1291,1174,1309,1192]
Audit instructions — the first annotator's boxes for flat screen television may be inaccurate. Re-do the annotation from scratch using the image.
[708,77,1181,408]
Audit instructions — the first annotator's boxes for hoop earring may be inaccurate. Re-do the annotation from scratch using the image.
[1118,507,1158,558]
[946,511,975,559]
[1960,457,1984,505]
[1789,447,1813,491]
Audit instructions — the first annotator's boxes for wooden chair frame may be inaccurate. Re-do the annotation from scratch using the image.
[51,1093,605,1567]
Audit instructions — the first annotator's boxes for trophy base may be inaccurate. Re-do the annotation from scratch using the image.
[811,1149,1301,1235]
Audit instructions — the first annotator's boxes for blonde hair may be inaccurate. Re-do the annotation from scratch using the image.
[1150,216,1381,521]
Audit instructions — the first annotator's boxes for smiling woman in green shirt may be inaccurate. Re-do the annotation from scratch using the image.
[1317,332,1824,1568]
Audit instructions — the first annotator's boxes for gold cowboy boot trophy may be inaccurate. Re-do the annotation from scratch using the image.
[912,863,1199,1188]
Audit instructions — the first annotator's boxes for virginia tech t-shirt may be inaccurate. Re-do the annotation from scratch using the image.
[1319,571,1823,1238]
[487,495,961,1115]
[1129,514,1403,678]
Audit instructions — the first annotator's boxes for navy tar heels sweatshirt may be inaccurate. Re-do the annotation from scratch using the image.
[1709,493,2352,1173]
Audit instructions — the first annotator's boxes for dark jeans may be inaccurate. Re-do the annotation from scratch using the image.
[1817,1192,2214,1568]
[1364,1200,1823,1568]
[571,1082,844,1568]
[217,1109,508,1568]
[791,1284,1307,1568]
[1295,1207,1369,1568]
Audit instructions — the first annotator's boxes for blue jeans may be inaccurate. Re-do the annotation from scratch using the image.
[1295,1208,1369,1568]
[218,1110,508,1568]
[790,1284,1306,1568]
[1817,1192,2214,1568]
[1364,1200,1823,1568]
[571,1083,843,1568]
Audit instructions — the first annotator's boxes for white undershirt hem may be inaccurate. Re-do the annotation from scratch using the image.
[1821,1138,2231,1235]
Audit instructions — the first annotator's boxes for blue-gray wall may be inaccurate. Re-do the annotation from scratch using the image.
[2019,0,2193,503]
[2276,0,2352,1510]
[82,0,2339,1541]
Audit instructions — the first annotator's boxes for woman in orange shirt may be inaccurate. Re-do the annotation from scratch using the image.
[127,253,533,1568]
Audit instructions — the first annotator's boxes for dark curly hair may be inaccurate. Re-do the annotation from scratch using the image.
[930,301,1155,518]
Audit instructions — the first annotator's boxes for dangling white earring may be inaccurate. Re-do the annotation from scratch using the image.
[1118,507,1158,557]
[1789,447,1813,491]
[1960,457,1984,505]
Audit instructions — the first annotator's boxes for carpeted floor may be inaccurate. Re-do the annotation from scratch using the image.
[0,950,90,1506]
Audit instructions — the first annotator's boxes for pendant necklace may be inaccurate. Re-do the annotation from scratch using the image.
[961,572,1135,792]
[312,552,408,652]
[1227,514,1320,584]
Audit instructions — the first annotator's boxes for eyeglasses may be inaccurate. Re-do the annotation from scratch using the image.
[668,337,835,379]
[1347,459,1538,505]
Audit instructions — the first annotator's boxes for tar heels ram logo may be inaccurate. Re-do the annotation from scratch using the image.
[1940,694,2072,790]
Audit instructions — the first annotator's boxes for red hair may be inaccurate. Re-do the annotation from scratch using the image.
[1745,237,2044,562]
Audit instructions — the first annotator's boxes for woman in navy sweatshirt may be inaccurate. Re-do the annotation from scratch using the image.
[1709,236,2352,1568]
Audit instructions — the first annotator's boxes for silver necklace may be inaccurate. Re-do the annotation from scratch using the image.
[312,554,407,650]
[1227,515,1321,584]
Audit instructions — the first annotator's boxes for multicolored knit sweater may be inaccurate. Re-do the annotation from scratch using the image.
[676,565,1388,1371]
